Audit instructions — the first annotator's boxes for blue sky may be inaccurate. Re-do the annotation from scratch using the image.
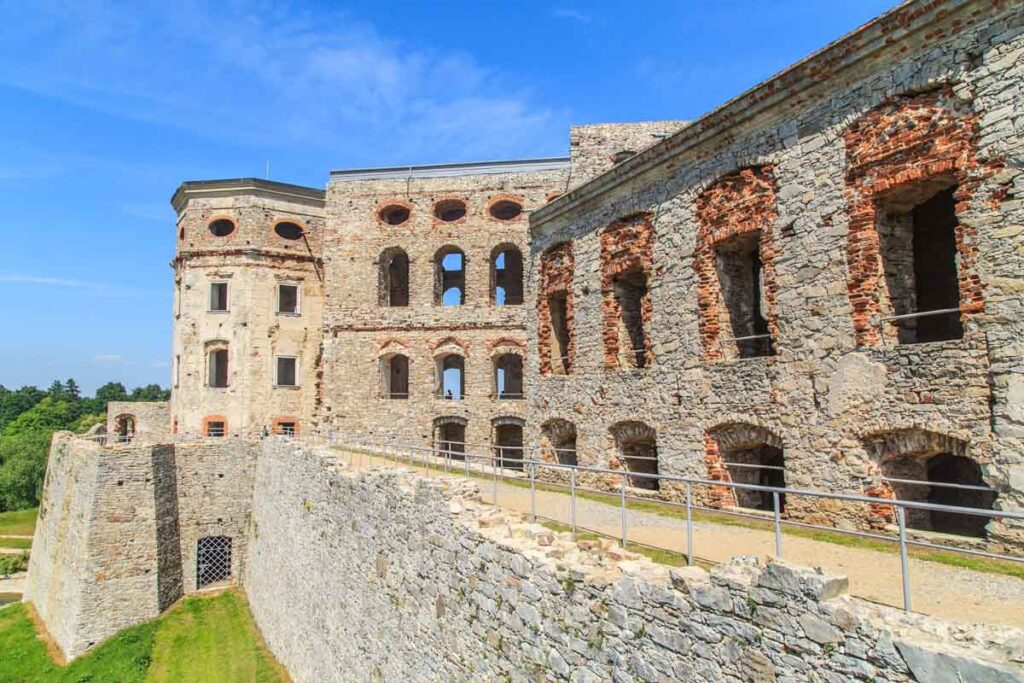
[0,0,895,394]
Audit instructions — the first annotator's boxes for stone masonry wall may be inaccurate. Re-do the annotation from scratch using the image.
[245,441,1024,682]
[105,401,170,444]
[527,0,1024,545]
[25,434,259,659]
[570,121,689,189]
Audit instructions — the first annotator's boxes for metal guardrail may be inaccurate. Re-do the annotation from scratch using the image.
[341,437,1024,615]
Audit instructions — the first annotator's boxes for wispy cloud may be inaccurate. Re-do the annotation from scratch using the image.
[551,7,591,23]
[0,1,567,162]
[0,274,108,290]
[94,354,132,364]
[150,360,170,368]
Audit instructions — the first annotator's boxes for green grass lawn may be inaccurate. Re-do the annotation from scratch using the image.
[0,509,37,537]
[0,590,287,682]
[0,538,32,550]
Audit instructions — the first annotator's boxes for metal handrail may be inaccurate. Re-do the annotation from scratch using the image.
[880,307,961,323]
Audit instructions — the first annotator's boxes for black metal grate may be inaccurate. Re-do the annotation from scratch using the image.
[196,536,232,588]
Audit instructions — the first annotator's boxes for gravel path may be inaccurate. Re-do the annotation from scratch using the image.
[356,452,1024,629]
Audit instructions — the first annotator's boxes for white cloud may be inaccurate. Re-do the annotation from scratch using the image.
[150,360,170,368]
[0,1,567,163]
[0,274,107,290]
[94,354,132,364]
[551,7,591,23]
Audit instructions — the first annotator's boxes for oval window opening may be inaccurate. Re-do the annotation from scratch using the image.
[274,221,304,240]
[379,205,411,226]
[208,219,235,237]
[489,200,522,221]
[434,200,466,222]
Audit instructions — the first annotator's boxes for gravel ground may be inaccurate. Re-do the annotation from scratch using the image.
[357,452,1024,629]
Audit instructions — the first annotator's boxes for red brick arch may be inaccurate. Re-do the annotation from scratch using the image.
[842,89,989,346]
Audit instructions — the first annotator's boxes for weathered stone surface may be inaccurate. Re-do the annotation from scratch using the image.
[896,640,1024,683]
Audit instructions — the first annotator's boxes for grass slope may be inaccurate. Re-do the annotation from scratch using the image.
[0,508,37,537]
[0,590,286,682]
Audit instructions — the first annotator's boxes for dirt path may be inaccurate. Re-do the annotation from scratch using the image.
[353,452,1024,629]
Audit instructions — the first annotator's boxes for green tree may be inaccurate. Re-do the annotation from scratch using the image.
[0,386,45,431]
[129,384,170,401]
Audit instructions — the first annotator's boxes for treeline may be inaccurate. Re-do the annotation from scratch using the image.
[0,379,170,512]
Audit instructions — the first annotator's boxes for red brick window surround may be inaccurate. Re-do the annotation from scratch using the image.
[843,90,987,347]
[694,166,779,362]
[202,415,227,438]
[600,214,655,370]
[537,242,576,375]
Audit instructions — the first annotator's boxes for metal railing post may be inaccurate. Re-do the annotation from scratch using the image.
[570,468,577,537]
[620,475,628,549]
[686,482,693,567]
[492,453,498,504]
[773,491,783,559]
[897,506,912,613]
[530,462,537,521]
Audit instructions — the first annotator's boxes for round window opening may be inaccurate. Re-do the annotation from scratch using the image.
[379,205,411,226]
[274,221,304,240]
[434,200,466,222]
[208,219,235,237]
[489,200,523,221]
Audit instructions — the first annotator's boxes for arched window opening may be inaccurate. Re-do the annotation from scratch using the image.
[196,536,232,588]
[434,417,467,461]
[492,246,524,305]
[207,347,228,388]
[379,204,411,226]
[493,421,524,470]
[434,200,466,222]
[612,422,659,490]
[435,248,465,306]
[436,354,464,400]
[715,231,773,358]
[494,354,523,399]
[382,354,409,399]
[379,249,410,306]
[542,419,577,466]
[876,185,963,343]
[208,219,235,237]
[114,414,136,444]
[612,267,649,369]
[274,221,304,240]
[723,443,786,512]
[882,451,994,538]
[489,200,522,221]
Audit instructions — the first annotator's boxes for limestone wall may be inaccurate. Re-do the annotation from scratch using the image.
[25,434,259,659]
[526,0,1024,542]
[105,401,170,444]
[245,441,1024,682]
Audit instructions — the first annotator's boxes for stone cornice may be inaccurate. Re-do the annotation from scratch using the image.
[530,0,1001,236]
[330,158,570,183]
[171,178,326,214]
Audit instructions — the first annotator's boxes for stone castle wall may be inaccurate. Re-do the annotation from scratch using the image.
[104,401,170,444]
[244,440,1024,682]
[25,434,258,659]
[526,0,1024,543]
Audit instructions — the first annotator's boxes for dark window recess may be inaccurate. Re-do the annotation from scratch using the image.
[548,292,571,374]
[612,268,649,368]
[274,221,304,240]
[435,200,466,222]
[878,186,962,343]
[209,283,228,312]
[885,451,995,538]
[276,357,297,387]
[489,200,522,220]
[278,284,299,314]
[621,437,659,490]
[495,354,523,399]
[208,219,235,237]
[205,421,226,438]
[379,205,410,225]
[494,424,524,470]
[384,251,410,306]
[724,444,786,511]
[385,355,409,399]
[275,422,297,436]
[436,423,466,460]
[715,231,772,358]
[208,349,228,388]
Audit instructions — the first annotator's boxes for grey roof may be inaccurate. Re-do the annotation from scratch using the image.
[330,157,570,183]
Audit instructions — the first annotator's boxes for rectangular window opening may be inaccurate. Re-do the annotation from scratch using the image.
[276,356,298,387]
[209,282,229,312]
[612,269,649,369]
[278,284,299,314]
[206,421,226,438]
[547,292,571,374]
[715,232,772,358]
[208,349,228,388]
